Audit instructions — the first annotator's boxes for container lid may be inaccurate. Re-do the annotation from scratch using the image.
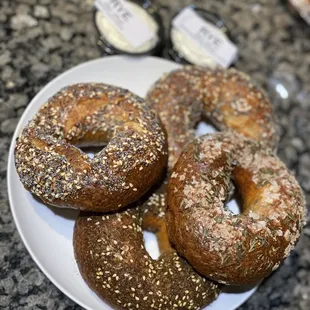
[168,6,238,68]
[288,0,310,25]
[93,0,164,56]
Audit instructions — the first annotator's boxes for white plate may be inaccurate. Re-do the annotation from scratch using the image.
[8,55,258,310]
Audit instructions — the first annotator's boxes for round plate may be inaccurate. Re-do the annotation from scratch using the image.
[8,55,258,310]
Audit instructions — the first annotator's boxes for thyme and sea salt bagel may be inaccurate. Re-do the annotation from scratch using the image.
[14,83,167,212]
[74,194,221,310]
[167,132,306,286]
[147,66,278,169]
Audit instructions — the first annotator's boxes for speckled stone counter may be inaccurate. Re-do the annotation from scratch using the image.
[1,0,310,309]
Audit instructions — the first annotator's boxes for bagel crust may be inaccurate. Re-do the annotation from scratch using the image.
[74,194,221,310]
[147,66,278,169]
[15,83,167,211]
[167,132,306,286]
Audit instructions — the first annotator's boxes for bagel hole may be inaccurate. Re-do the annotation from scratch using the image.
[195,121,217,137]
[225,184,242,215]
[226,197,241,215]
[143,231,160,260]
[79,145,106,159]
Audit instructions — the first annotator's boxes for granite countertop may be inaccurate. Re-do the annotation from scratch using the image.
[1,0,310,309]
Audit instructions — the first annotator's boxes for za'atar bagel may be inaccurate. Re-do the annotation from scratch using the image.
[166,132,306,286]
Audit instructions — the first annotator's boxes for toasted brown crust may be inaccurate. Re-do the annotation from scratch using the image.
[166,132,306,285]
[74,195,221,310]
[14,83,167,211]
[147,66,278,169]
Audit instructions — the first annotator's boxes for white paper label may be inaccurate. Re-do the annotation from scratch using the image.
[95,0,155,48]
[172,7,238,68]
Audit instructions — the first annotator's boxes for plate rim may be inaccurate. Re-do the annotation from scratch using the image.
[7,55,256,310]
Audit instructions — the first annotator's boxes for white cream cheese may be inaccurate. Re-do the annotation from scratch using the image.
[170,27,218,68]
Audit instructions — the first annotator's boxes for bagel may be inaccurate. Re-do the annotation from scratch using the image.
[147,66,278,169]
[74,188,221,310]
[15,83,167,211]
[166,132,306,285]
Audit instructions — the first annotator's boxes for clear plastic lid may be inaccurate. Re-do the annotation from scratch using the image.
[167,6,236,68]
[93,0,164,56]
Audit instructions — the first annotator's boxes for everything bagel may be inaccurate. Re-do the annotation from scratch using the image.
[166,132,306,286]
[15,83,167,211]
[147,66,278,169]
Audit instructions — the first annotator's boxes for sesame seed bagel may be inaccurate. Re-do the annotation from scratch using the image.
[15,83,167,211]
[74,193,221,310]
[167,132,306,286]
[147,66,278,169]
